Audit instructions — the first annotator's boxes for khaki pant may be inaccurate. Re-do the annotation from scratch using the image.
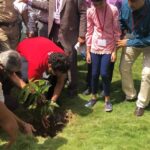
[0,23,20,51]
[119,47,150,108]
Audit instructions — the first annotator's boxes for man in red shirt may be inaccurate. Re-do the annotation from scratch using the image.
[17,37,70,103]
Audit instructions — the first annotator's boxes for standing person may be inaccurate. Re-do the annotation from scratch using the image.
[0,50,35,148]
[83,0,122,96]
[14,0,48,38]
[49,0,87,96]
[85,0,121,111]
[17,37,70,103]
[0,0,20,51]
[118,0,150,116]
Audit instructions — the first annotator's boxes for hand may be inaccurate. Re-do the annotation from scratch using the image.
[86,52,91,64]
[23,123,36,135]
[111,51,117,62]
[50,100,59,108]
[37,94,47,106]
[117,39,128,47]
[27,32,35,38]
[41,115,50,129]
[78,37,85,45]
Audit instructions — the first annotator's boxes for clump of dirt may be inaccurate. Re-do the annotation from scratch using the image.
[33,108,74,137]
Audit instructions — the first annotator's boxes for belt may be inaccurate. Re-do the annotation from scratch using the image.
[0,21,17,28]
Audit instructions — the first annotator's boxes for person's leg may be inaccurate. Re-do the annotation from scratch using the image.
[83,63,92,95]
[100,54,112,112]
[38,22,48,37]
[135,47,150,116]
[99,61,115,97]
[119,47,141,100]
[85,53,100,107]
[0,102,19,148]
[109,62,115,82]
[100,54,111,98]
[67,48,78,96]
[91,53,101,97]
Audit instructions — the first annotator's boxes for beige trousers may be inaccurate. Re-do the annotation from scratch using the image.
[119,47,150,108]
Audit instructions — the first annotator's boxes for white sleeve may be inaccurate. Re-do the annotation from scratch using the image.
[13,0,28,14]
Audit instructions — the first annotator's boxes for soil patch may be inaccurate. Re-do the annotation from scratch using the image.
[32,108,74,137]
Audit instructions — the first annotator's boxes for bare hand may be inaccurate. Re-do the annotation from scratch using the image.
[86,52,91,64]
[41,115,50,129]
[111,51,117,62]
[117,39,128,47]
[23,123,36,135]
[78,37,85,45]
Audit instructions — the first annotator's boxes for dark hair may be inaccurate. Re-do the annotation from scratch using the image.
[48,53,70,73]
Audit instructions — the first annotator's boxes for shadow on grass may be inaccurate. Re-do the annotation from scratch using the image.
[59,90,93,117]
[0,134,67,150]
[111,79,141,104]
[37,136,67,150]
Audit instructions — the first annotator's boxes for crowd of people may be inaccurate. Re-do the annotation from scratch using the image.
[0,0,150,147]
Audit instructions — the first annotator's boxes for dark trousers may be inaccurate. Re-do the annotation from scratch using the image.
[91,53,112,96]
[86,58,114,91]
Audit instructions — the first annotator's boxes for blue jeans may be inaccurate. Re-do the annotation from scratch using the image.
[91,53,111,96]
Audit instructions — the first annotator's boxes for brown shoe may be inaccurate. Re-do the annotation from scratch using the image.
[134,107,144,116]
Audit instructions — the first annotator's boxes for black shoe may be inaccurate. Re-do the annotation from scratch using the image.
[134,107,144,116]
[82,88,91,95]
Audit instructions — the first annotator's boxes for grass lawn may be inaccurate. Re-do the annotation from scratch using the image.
[1,51,150,150]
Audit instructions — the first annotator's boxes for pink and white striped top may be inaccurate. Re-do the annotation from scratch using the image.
[86,3,121,54]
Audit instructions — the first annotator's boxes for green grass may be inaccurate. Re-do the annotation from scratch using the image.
[1,51,150,150]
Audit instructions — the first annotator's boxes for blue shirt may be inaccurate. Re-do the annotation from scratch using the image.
[120,0,150,47]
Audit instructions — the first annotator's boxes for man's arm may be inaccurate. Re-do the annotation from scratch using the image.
[127,35,150,48]
[12,109,36,134]
[9,73,26,89]
[77,0,87,44]
[51,74,67,102]
[117,34,150,48]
